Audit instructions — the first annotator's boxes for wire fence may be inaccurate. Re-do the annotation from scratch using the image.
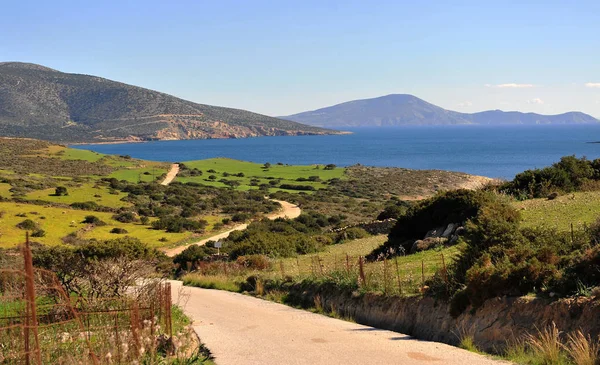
[0,235,173,364]
[187,249,456,297]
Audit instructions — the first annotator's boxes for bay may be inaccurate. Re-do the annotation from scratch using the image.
[73,125,600,179]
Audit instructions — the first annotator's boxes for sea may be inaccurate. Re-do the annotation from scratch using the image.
[72,125,600,179]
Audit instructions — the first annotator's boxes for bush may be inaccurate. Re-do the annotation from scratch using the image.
[370,189,493,259]
[112,211,138,223]
[82,215,106,226]
[110,227,128,234]
[335,227,369,243]
[173,245,216,273]
[324,164,336,170]
[231,213,250,222]
[31,229,46,237]
[151,216,207,233]
[54,186,68,196]
[70,201,100,210]
[16,219,38,230]
[236,255,271,270]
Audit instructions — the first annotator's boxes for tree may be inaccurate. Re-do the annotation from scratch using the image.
[55,186,68,196]
[324,164,336,170]
[263,162,271,169]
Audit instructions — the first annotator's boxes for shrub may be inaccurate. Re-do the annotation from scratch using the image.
[335,227,369,243]
[82,215,106,226]
[324,164,336,170]
[16,219,38,230]
[110,227,128,234]
[151,216,207,233]
[70,201,100,210]
[31,229,46,237]
[54,186,68,196]
[112,211,138,223]
[231,213,250,222]
[236,255,271,270]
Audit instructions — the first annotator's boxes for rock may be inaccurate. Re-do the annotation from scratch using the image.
[425,226,445,239]
[455,226,465,236]
[441,223,456,238]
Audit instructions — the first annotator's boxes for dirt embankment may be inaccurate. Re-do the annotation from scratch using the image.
[276,283,600,353]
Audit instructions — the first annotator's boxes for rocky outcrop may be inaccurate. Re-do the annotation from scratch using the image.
[282,284,600,353]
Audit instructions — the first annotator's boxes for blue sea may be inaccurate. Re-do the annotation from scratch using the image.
[73,125,600,179]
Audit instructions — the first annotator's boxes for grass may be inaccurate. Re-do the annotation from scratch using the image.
[176,158,345,192]
[0,183,12,198]
[0,201,212,248]
[514,191,600,231]
[25,183,132,208]
[183,235,461,297]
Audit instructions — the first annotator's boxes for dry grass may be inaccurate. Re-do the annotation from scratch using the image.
[526,323,564,364]
[565,330,599,365]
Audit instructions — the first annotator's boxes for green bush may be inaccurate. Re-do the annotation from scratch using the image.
[54,186,68,196]
[112,211,138,223]
[370,189,493,259]
[151,216,207,233]
[110,227,128,234]
[16,219,38,230]
[82,215,106,226]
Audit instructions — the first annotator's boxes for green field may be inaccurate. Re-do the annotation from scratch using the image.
[514,191,600,231]
[0,183,11,198]
[176,158,345,191]
[25,183,132,208]
[0,201,221,248]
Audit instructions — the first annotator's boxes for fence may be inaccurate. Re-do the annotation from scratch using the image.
[187,249,455,297]
[0,235,173,364]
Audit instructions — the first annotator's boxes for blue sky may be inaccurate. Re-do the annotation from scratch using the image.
[2,0,600,117]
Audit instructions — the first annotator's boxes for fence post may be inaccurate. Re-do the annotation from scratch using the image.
[383,258,389,294]
[421,260,425,289]
[358,257,366,287]
[345,254,350,275]
[23,233,42,365]
[165,283,172,338]
[441,254,448,284]
[394,256,402,295]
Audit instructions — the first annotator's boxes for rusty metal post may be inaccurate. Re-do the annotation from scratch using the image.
[23,233,42,365]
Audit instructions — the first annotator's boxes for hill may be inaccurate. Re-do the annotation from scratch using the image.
[0,62,338,142]
[280,94,599,127]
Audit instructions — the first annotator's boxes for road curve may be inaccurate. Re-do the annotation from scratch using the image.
[163,199,301,257]
[171,281,508,365]
[161,163,180,185]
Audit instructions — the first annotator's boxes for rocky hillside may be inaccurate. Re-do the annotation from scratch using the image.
[0,62,338,142]
[281,94,599,127]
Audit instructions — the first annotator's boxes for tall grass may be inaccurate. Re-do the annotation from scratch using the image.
[565,330,599,365]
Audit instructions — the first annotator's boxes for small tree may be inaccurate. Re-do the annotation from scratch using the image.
[55,186,68,196]
[263,162,271,169]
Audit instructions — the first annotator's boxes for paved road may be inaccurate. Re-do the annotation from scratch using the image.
[171,281,508,365]
[161,163,180,185]
[164,200,301,257]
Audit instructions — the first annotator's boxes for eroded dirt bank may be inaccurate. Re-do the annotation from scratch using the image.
[278,283,600,352]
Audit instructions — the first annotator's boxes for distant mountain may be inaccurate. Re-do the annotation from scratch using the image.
[280,94,599,127]
[0,62,338,143]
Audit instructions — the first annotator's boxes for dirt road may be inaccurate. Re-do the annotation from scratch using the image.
[163,199,301,257]
[160,163,180,185]
[171,282,507,365]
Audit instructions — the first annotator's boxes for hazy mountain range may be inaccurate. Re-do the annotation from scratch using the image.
[0,62,337,143]
[280,94,599,127]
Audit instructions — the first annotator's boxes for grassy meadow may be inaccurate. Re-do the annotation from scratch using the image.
[514,191,600,231]
[176,158,345,191]
[0,201,224,248]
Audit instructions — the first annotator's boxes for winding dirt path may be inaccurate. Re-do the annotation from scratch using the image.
[163,199,300,257]
[160,163,180,185]
[171,281,507,365]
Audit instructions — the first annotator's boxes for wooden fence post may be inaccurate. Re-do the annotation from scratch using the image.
[358,257,366,287]
[394,256,402,295]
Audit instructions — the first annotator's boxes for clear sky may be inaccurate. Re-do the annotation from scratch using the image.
[2,0,600,118]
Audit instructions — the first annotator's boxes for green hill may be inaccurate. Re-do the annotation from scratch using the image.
[0,62,338,142]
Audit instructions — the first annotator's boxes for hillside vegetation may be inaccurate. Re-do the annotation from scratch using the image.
[0,62,337,142]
